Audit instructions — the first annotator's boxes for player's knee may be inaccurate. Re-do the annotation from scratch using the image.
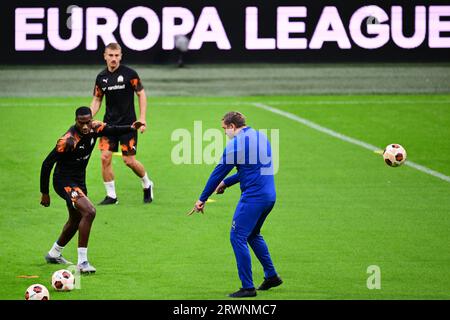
[247,233,257,243]
[101,153,112,166]
[230,232,236,245]
[248,233,263,247]
[123,157,135,168]
[84,207,96,221]
[230,231,247,246]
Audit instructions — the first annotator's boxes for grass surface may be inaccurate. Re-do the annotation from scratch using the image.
[0,94,449,299]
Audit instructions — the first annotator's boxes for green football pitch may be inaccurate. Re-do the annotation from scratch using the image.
[0,94,449,300]
[0,64,449,300]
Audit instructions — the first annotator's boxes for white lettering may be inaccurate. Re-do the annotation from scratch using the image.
[203,129,223,165]
[193,121,203,164]
[309,6,351,49]
[171,129,191,165]
[162,7,195,50]
[189,7,231,50]
[120,6,160,51]
[47,7,83,51]
[245,7,276,49]
[86,7,118,50]
[391,6,426,49]
[367,265,381,289]
[15,8,45,51]
[120,7,161,51]
[14,5,450,52]
[429,6,450,48]
[107,84,125,90]
[350,5,390,49]
[277,6,307,49]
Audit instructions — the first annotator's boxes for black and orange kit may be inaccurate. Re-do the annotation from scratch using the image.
[93,65,144,156]
[40,122,135,208]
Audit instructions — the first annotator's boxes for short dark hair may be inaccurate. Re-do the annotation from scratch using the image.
[105,42,122,52]
[222,111,246,128]
[75,106,92,117]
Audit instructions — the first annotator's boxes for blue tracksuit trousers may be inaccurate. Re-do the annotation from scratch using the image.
[229,200,277,289]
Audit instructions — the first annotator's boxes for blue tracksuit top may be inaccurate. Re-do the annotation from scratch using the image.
[199,127,276,203]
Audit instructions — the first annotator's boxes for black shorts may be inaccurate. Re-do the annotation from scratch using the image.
[99,130,138,156]
[53,177,87,209]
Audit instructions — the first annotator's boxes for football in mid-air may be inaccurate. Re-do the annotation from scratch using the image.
[25,284,50,300]
[383,144,407,167]
[51,269,75,291]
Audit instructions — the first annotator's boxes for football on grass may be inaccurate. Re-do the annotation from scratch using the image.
[25,284,50,300]
[51,269,75,291]
[383,144,407,167]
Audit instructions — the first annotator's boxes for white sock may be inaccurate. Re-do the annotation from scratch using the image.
[48,242,64,258]
[141,173,153,189]
[77,247,88,265]
[104,181,117,199]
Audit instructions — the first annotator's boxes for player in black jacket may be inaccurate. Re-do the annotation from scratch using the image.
[40,106,143,273]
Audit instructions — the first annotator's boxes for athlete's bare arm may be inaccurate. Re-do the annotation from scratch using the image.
[136,89,147,133]
[90,95,103,118]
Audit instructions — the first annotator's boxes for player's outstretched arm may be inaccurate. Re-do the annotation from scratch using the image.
[95,121,142,136]
[198,162,235,203]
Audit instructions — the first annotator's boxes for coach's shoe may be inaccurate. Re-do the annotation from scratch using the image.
[77,261,96,274]
[257,275,283,291]
[99,196,118,205]
[228,288,257,298]
[143,182,154,203]
[45,253,73,265]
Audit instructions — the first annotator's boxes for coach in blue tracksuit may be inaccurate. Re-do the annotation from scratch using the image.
[191,111,283,298]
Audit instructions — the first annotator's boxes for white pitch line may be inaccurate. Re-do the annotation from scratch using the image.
[253,102,450,184]
[256,100,450,106]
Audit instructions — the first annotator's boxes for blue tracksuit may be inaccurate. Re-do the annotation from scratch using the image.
[199,127,278,289]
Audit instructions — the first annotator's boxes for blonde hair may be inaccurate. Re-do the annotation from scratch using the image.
[104,42,122,52]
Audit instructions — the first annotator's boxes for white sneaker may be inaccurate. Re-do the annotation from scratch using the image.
[77,261,96,274]
[45,253,72,265]
[143,181,154,203]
